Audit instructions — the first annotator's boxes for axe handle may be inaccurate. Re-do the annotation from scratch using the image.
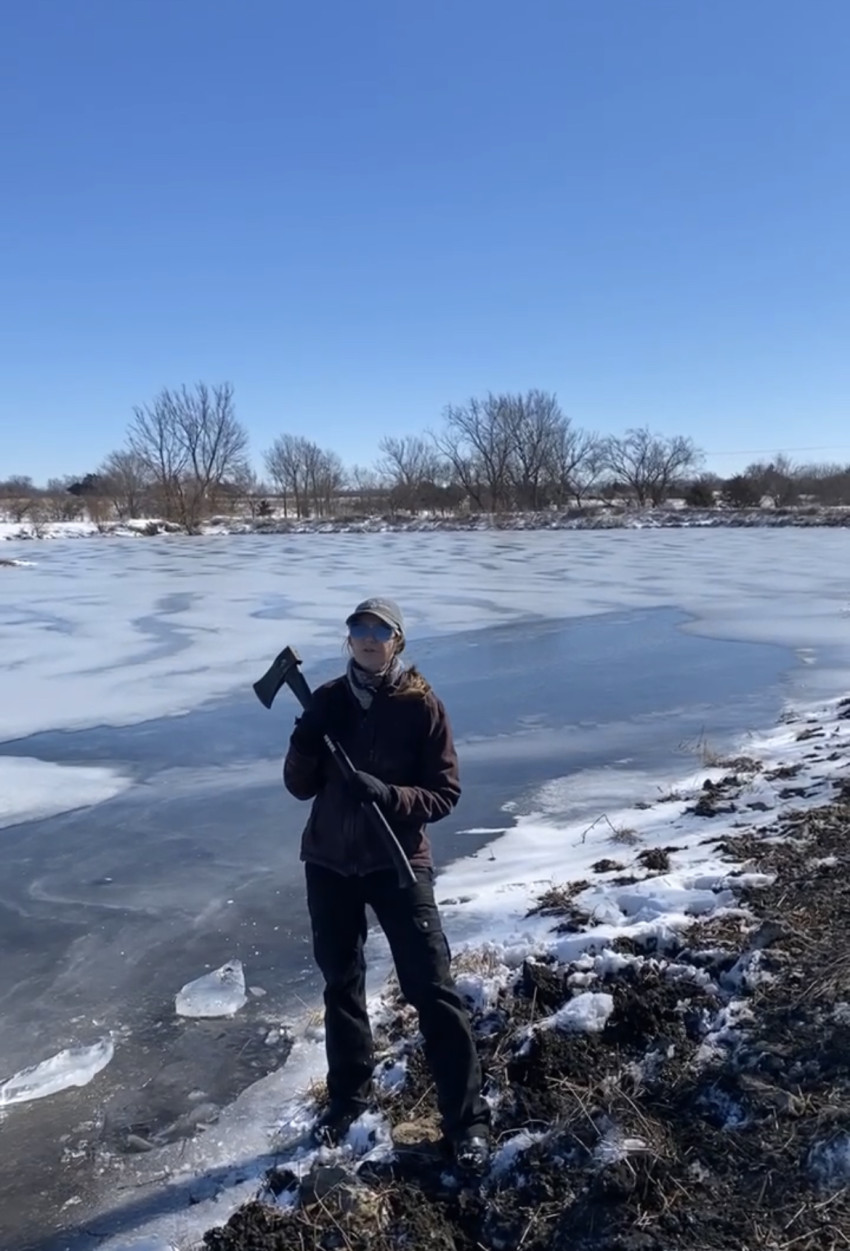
[285,666,417,889]
[321,736,417,889]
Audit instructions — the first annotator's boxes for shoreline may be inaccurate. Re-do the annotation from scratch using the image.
[77,690,850,1251]
[2,504,850,546]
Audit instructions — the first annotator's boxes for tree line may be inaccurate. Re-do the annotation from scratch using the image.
[2,383,848,532]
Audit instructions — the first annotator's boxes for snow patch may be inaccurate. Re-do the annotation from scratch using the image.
[0,757,131,829]
[809,1134,850,1190]
[490,1128,551,1176]
[542,991,615,1034]
[375,1057,407,1094]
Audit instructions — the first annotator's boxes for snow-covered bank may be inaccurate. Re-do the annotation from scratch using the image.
[2,503,850,545]
[85,693,850,1251]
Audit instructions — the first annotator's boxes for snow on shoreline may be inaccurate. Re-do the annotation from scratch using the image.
[91,692,850,1251]
[1,504,850,547]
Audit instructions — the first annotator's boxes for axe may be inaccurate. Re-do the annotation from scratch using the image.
[253,646,416,888]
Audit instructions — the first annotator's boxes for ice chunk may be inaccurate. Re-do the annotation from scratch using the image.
[0,1037,114,1107]
[175,960,247,1018]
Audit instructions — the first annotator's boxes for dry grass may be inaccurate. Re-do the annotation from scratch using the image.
[450,945,505,978]
[207,795,850,1251]
[608,824,641,846]
[526,881,589,917]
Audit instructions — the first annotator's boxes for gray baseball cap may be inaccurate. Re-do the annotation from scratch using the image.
[346,597,405,635]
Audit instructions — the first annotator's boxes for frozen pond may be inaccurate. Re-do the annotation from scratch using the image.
[0,527,847,1249]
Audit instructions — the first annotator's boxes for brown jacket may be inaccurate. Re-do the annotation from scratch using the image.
[283,670,461,875]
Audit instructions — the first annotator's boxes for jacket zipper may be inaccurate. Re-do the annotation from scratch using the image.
[351,700,378,873]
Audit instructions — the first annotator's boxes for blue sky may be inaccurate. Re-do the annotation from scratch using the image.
[2,0,848,484]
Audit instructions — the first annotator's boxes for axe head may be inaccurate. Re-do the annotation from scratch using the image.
[252,645,303,709]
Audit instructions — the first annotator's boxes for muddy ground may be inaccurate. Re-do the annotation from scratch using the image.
[203,768,850,1251]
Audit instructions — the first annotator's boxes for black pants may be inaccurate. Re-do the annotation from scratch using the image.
[305,861,490,1139]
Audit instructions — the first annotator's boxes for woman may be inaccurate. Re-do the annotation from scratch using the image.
[283,596,490,1171]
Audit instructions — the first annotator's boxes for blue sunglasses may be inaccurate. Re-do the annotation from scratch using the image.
[349,620,395,642]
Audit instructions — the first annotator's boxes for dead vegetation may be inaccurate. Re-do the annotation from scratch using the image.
[205,792,850,1251]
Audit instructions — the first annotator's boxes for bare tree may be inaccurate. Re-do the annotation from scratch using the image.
[495,391,563,510]
[795,462,850,506]
[532,416,604,507]
[207,464,265,518]
[225,466,273,520]
[345,464,387,516]
[304,443,345,517]
[432,391,601,512]
[433,395,516,511]
[127,382,249,532]
[43,476,85,522]
[600,427,704,506]
[0,476,41,523]
[264,435,344,518]
[377,435,442,513]
[99,449,152,520]
[429,421,482,510]
[64,472,116,529]
[264,433,306,518]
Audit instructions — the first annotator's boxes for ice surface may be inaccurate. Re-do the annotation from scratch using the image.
[0,1036,114,1106]
[175,961,247,1018]
[0,756,131,829]
[2,528,850,743]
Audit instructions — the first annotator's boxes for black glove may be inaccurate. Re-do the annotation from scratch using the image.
[350,770,393,809]
[289,710,326,759]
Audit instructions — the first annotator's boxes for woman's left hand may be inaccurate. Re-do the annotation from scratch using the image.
[349,770,393,808]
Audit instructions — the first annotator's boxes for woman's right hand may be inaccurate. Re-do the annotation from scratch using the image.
[289,709,326,759]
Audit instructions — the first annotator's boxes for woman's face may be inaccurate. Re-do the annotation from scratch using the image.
[348,613,399,673]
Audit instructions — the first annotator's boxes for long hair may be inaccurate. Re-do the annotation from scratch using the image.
[392,665,430,699]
